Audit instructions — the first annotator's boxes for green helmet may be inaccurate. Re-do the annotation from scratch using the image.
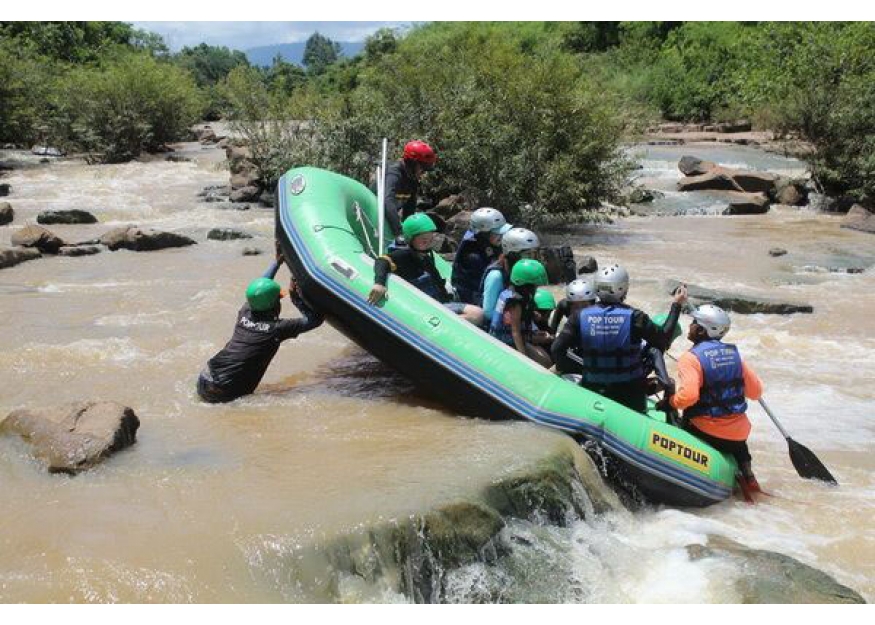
[652,312,682,342]
[534,289,556,311]
[246,277,282,311]
[401,213,437,241]
[510,259,548,287]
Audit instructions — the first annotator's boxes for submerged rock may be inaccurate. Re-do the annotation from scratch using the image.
[0,401,140,474]
[687,535,865,604]
[58,245,102,257]
[207,228,253,241]
[11,225,65,254]
[0,246,41,269]
[100,226,196,252]
[665,279,813,314]
[230,185,261,203]
[37,209,98,225]
[0,201,13,225]
[242,247,263,256]
[0,183,11,197]
[769,247,788,257]
[262,445,621,603]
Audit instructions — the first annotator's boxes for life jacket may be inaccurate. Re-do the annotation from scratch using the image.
[489,289,532,346]
[685,340,748,419]
[451,230,495,304]
[577,304,644,385]
[479,260,508,295]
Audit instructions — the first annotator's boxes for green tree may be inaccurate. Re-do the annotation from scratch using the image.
[174,43,250,87]
[55,52,205,162]
[302,32,342,75]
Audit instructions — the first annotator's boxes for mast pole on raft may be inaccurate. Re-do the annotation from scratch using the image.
[377,138,388,255]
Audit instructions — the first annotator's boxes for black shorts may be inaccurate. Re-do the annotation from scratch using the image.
[196,370,236,404]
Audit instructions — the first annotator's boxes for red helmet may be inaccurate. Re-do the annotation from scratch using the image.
[402,140,437,168]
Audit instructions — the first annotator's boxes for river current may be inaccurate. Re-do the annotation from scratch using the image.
[1,142,873,602]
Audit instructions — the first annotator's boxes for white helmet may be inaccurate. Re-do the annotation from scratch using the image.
[566,278,596,303]
[470,207,507,234]
[501,228,540,255]
[595,264,629,303]
[689,304,731,339]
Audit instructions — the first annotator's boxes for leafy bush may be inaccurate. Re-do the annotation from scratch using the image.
[0,41,58,145]
[54,52,205,162]
[225,23,632,223]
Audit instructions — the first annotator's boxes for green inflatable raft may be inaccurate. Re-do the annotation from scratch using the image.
[276,167,737,507]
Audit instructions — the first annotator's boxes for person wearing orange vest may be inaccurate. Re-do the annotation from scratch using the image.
[668,304,763,493]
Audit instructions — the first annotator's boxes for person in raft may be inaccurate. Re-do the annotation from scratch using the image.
[381,139,438,237]
[549,278,598,374]
[667,304,764,493]
[548,277,597,336]
[488,259,553,368]
[196,252,323,403]
[480,227,541,325]
[451,207,512,306]
[367,213,484,325]
[551,264,688,413]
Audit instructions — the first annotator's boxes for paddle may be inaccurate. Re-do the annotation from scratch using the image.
[757,398,838,485]
[664,351,838,485]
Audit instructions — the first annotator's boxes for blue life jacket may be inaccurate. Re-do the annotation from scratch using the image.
[489,289,532,346]
[578,304,644,385]
[451,230,495,305]
[685,340,748,418]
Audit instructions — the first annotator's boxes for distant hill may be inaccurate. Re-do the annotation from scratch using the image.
[245,41,365,67]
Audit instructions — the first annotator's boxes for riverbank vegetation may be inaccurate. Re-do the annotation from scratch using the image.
[1,21,873,211]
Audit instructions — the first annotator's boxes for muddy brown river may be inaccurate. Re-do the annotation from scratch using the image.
[1,142,873,602]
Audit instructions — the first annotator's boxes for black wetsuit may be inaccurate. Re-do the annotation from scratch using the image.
[382,160,420,236]
[197,265,323,403]
[374,246,452,303]
[548,298,574,335]
[551,302,682,413]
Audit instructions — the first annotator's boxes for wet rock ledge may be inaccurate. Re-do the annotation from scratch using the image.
[248,442,862,603]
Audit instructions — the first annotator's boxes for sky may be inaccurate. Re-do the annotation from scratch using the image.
[132,21,412,52]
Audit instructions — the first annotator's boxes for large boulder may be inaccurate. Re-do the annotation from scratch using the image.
[99,226,196,252]
[11,224,65,254]
[577,255,598,274]
[677,169,742,193]
[723,192,770,215]
[432,194,467,219]
[443,210,472,243]
[0,201,12,225]
[537,246,577,284]
[229,185,262,203]
[0,401,140,474]
[841,204,875,234]
[678,155,717,177]
[688,535,864,604]
[0,246,41,269]
[678,166,780,195]
[665,279,813,314]
[37,209,98,225]
[772,177,808,206]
